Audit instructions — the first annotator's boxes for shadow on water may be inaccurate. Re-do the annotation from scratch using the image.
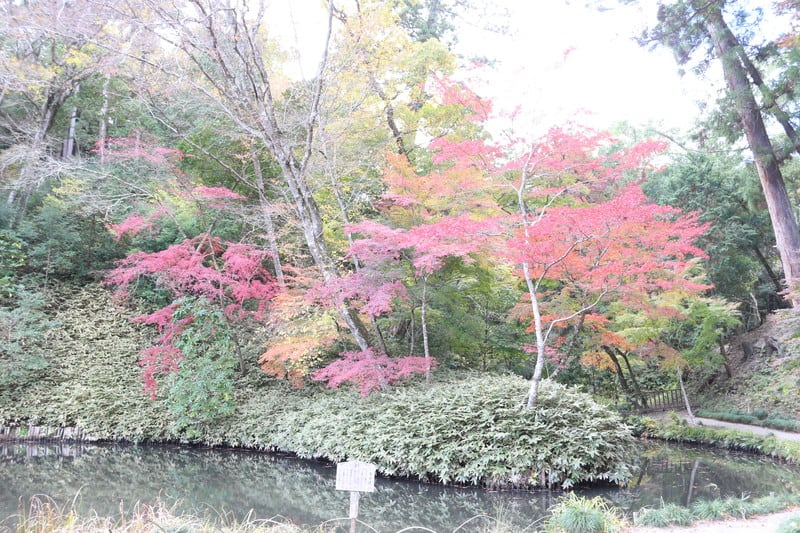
[2,440,800,531]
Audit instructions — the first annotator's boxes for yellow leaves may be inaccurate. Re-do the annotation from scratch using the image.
[259,287,340,385]
[63,46,95,69]
[42,177,88,210]
[581,350,616,371]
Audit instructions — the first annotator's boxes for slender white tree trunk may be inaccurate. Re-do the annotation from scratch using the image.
[678,368,696,426]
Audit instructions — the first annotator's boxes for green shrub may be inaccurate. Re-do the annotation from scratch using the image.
[545,493,620,533]
[0,288,58,388]
[217,375,638,489]
[778,516,800,533]
[635,503,692,527]
[0,286,638,490]
[690,498,729,520]
[695,408,800,433]
[640,415,800,463]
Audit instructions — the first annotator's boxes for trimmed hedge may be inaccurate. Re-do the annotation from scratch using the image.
[0,285,638,490]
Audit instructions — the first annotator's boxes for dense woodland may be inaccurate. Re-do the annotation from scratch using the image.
[2,0,800,422]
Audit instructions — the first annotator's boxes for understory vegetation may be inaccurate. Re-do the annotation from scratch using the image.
[0,286,635,490]
[695,408,800,432]
[634,493,800,528]
[635,413,800,462]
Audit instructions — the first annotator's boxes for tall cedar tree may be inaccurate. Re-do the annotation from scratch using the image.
[640,0,800,305]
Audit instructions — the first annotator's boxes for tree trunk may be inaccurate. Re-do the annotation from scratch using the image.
[678,367,697,425]
[602,345,633,398]
[752,244,784,295]
[251,147,286,288]
[62,105,79,159]
[619,349,646,408]
[6,84,73,223]
[420,274,431,383]
[735,45,800,164]
[98,76,110,164]
[717,338,734,378]
[524,261,547,409]
[704,4,800,306]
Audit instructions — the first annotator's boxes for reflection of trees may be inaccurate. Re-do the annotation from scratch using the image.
[3,442,800,530]
[0,443,546,531]
[616,443,800,510]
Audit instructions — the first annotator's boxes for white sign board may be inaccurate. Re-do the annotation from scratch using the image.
[336,461,376,493]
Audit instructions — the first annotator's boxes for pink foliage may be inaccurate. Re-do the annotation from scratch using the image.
[349,215,495,277]
[310,348,436,396]
[505,184,710,298]
[106,235,279,317]
[312,272,408,318]
[428,137,501,167]
[192,186,245,200]
[138,345,183,399]
[102,135,185,167]
[191,186,246,208]
[430,76,492,122]
[108,215,154,242]
[106,234,280,395]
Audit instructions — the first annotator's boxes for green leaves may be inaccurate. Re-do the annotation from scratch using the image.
[222,374,638,489]
[0,288,58,388]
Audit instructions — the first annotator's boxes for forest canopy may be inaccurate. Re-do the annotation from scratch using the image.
[1,0,798,411]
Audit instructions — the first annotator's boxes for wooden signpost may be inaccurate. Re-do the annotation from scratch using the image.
[336,461,376,533]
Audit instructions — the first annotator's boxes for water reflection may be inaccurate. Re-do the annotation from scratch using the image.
[1,440,799,531]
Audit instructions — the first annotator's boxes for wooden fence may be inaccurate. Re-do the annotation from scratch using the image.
[636,389,684,413]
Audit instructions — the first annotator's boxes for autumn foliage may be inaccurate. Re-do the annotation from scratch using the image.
[100,81,712,402]
[107,234,278,397]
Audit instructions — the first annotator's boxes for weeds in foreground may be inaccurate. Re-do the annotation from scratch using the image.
[0,496,307,533]
[636,493,800,528]
[777,515,800,533]
[6,492,800,533]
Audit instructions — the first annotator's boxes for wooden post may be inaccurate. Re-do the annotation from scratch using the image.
[349,491,360,533]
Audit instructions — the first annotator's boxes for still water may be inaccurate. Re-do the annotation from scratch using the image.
[2,440,800,531]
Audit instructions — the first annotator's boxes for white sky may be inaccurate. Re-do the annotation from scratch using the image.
[453,0,721,134]
[268,1,787,134]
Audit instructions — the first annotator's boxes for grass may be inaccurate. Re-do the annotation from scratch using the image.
[6,492,800,533]
[634,494,800,529]
[695,408,800,433]
[2,496,542,533]
[633,412,800,463]
[544,493,621,532]
[1,496,310,533]
[778,515,800,533]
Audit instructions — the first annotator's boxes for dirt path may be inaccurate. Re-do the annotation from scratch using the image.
[649,411,800,442]
[622,507,800,532]
[688,415,800,442]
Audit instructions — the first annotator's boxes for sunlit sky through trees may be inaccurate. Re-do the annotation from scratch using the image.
[270,0,789,134]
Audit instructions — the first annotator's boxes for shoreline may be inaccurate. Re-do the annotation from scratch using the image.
[623,506,800,532]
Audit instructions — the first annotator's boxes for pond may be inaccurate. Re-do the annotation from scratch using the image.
[2,440,800,531]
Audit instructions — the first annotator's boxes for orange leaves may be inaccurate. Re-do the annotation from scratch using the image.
[507,184,710,299]
[381,150,497,222]
[258,277,339,386]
